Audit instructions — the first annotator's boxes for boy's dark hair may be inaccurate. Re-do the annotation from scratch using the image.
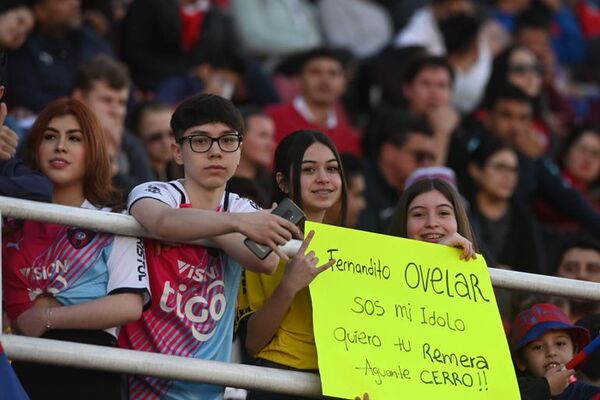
[340,153,364,183]
[467,136,513,168]
[299,47,350,73]
[198,50,247,76]
[516,3,552,34]
[403,56,454,85]
[238,105,267,124]
[74,54,131,92]
[486,84,532,111]
[439,13,482,56]
[363,110,433,158]
[558,236,600,263]
[170,93,244,140]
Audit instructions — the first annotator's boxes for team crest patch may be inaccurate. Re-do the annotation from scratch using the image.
[145,184,161,194]
[248,200,261,210]
[67,228,96,249]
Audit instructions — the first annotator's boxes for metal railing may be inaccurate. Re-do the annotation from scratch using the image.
[1,195,599,397]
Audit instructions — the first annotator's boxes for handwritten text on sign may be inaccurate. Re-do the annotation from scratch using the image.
[307,222,519,399]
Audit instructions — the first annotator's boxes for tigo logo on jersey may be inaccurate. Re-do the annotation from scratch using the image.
[159,280,226,342]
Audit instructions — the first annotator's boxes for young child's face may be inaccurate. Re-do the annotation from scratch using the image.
[516,331,575,377]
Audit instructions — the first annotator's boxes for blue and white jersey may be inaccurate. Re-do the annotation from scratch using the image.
[3,200,151,337]
[120,180,261,400]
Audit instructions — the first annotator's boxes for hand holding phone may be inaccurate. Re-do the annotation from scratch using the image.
[244,198,306,260]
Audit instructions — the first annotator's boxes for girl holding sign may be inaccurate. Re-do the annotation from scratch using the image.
[388,176,478,260]
[236,130,348,400]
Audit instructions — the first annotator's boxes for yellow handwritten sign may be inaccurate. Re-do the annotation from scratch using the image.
[307,222,519,399]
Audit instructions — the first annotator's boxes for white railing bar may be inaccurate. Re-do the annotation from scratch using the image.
[1,196,599,300]
[489,268,600,300]
[2,196,600,395]
[0,335,322,398]
[0,195,173,242]
[0,195,299,250]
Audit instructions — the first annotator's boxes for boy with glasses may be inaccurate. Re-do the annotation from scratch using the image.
[119,94,300,400]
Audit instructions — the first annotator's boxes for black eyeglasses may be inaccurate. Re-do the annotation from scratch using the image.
[177,133,242,153]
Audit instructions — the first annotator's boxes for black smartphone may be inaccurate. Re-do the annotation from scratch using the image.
[244,198,306,260]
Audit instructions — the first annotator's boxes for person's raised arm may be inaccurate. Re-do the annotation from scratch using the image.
[131,198,300,261]
[244,231,333,355]
[0,103,53,202]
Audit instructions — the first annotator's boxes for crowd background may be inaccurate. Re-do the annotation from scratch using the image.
[1,0,600,398]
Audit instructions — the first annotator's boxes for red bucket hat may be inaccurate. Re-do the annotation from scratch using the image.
[510,304,591,352]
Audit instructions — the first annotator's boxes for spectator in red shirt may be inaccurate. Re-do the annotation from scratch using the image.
[266,48,361,155]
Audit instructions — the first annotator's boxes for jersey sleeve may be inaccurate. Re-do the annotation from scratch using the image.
[127,181,181,213]
[105,234,151,308]
[227,193,263,214]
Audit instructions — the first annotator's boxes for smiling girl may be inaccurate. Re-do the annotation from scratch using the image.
[388,177,477,260]
[237,129,348,400]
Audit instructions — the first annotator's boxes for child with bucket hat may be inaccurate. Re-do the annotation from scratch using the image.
[510,304,600,399]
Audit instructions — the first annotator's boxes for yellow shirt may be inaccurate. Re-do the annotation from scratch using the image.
[237,260,317,370]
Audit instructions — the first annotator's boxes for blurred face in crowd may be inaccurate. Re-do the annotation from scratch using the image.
[345,173,366,228]
[556,247,600,283]
[241,114,274,170]
[300,57,346,108]
[74,80,129,147]
[516,27,552,64]
[508,48,543,98]
[406,189,458,244]
[138,108,175,165]
[516,331,575,377]
[0,7,34,49]
[403,67,453,114]
[196,64,243,101]
[35,0,81,30]
[38,114,86,189]
[381,132,436,191]
[563,131,600,184]
[485,99,533,146]
[469,148,519,201]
